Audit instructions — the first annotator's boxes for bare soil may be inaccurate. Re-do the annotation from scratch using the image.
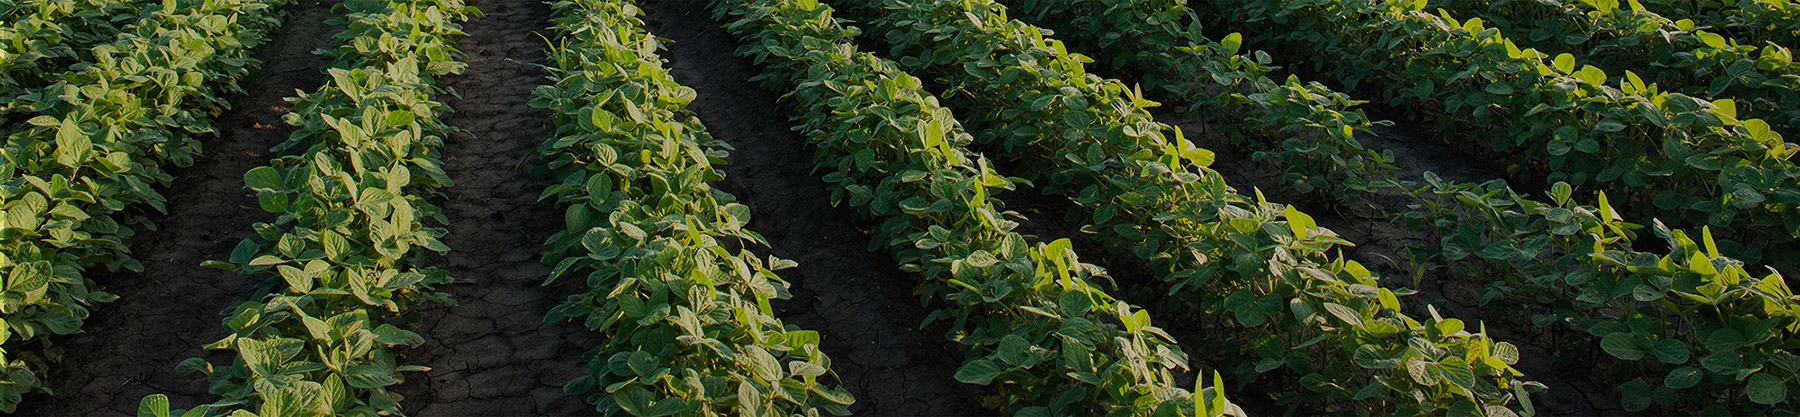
[14,1,344,414]
[391,0,599,414]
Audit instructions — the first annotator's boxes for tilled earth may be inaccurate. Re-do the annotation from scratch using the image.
[393,0,598,414]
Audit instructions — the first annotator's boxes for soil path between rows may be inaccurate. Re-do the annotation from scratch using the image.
[15,1,344,414]
[639,2,985,415]
[392,0,599,414]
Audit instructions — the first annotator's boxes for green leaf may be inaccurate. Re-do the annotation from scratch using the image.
[344,364,398,388]
[1601,333,1645,360]
[1685,154,1722,171]
[955,359,1004,384]
[1221,32,1243,55]
[1575,65,1607,85]
[1484,82,1515,95]
[1494,342,1520,364]
[737,380,762,414]
[1653,339,1691,364]
[642,398,687,417]
[1438,358,1477,389]
[1553,53,1576,74]
[1620,379,1653,411]
[138,394,169,417]
[7,261,50,296]
[616,385,656,416]
[1748,373,1788,405]
[1705,329,1746,352]
[1322,303,1362,326]
[1664,367,1702,389]
[747,346,782,382]
[245,166,283,191]
[1406,359,1440,386]
[238,337,303,377]
[627,350,658,378]
[1378,288,1399,312]
[372,324,424,347]
[996,334,1031,366]
[55,120,91,166]
[1698,31,1728,49]
[1283,205,1315,237]
[1594,119,1626,132]
[277,265,313,294]
[322,373,349,411]
[385,109,416,128]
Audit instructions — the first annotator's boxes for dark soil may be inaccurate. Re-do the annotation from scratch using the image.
[391,0,599,415]
[638,2,987,415]
[13,1,344,414]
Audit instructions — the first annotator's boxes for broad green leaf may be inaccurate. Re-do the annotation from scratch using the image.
[1748,373,1788,405]
[1322,302,1362,326]
[1601,333,1645,360]
[1620,379,1653,411]
[245,166,283,191]
[1494,342,1520,364]
[1283,205,1315,237]
[1406,358,1440,386]
[1553,53,1576,74]
[138,394,169,417]
[1438,357,1477,389]
[996,334,1031,366]
[737,380,762,414]
[1664,367,1702,389]
[1653,339,1691,364]
[1377,288,1399,312]
[955,359,1004,384]
[747,346,783,382]
[239,337,304,377]
[1484,82,1515,95]
[1698,31,1727,49]
[1705,329,1746,352]
[615,385,656,416]
[344,365,398,388]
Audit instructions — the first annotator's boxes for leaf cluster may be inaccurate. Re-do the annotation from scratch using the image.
[529,1,854,415]
[0,0,288,411]
[836,0,1536,413]
[136,1,478,416]
[1206,0,1800,265]
[1433,0,1800,137]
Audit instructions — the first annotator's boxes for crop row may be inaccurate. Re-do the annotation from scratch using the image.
[1202,0,1799,266]
[836,0,1534,414]
[530,0,855,414]
[0,0,288,411]
[709,0,1243,415]
[0,0,142,120]
[136,0,478,415]
[1008,0,1388,203]
[1015,0,1800,412]
[1636,0,1799,47]
[1430,0,1799,136]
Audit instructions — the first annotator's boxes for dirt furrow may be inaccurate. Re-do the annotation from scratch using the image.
[639,2,984,415]
[393,0,599,414]
[14,1,344,413]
